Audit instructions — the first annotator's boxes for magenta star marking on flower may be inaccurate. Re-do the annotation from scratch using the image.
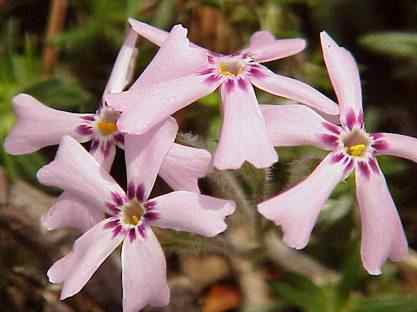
[107,19,339,170]
[37,131,235,312]
[257,32,416,275]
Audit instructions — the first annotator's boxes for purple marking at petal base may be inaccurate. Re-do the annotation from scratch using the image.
[136,184,145,201]
[112,225,122,238]
[224,79,235,93]
[199,68,215,76]
[358,161,370,179]
[76,124,94,136]
[127,182,136,200]
[138,224,146,238]
[90,139,99,152]
[106,202,120,215]
[81,115,96,121]
[205,74,221,84]
[322,122,341,135]
[372,141,388,151]
[345,110,356,130]
[114,133,124,144]
[320,134,339,147]
[358,112,364,128]
[144,211,159,221]
[112,192,125,206]
[128,228,136,242]
[248,67,267,79]
[331,153,344,163]
[368,158,379,174]
[342,156,350,165]
[237,78,248,90]
[344,158,354,175]
[101,141,112,157]
[104,219,120,229]
[208,55,215,64]
[370,133,384,140]
[144,201,156,210]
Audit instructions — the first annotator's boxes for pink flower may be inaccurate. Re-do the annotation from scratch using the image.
[4,28,139,170]
[257,32,414,275]
[107,19,339,170]
[37,133,235,312]
[5,28,213,231]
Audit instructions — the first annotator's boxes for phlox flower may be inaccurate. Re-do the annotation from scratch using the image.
[37,132,235,312]
[107,19,339,170]
[4,28,212,231]
[257,32,416,275]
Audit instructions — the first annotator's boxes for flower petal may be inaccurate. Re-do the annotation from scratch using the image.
[131,24,208,90]
[4,94,90,154]
[124,118,178,200]
[355,160,408,275]
[48,219,123,299]
[249,65,339,115]
[90,142,116,172]
[110,73,220,135]
[37,136,124,213]
[320,32,363,126]
[373,132,417,163]
[103,28,138,98]
[128,18,169,46]
[243,31,306,63]
[151,191,235,237]
[121,228,170,312]
[160,143,211,193]
[42,192,104,231]
[214,79,277,169]
[261,103,340,150]
[257,153,349,249]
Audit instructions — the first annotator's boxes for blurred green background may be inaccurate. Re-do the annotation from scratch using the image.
[1,1,417,312]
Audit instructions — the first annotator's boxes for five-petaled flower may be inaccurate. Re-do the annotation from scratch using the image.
[257,32,417,275]
[107,19,339,170]
[37,131,235,312]
[4,28,213,232]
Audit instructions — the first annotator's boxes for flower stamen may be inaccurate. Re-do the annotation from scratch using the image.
[347,144,366,157]
[121,200,144,226]
[218,61,244,77]
[97,120,118,136]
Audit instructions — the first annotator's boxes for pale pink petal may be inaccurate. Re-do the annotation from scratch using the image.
[214,79,277,170]
[320,32,363,126]
[257,153,349,249]
[261,104,340,150]
[109,73,221,134]
[4,94,90,154]
[356,160,408,275]
[151,191,235,237]
[124,118,178,200]
[374,132,417,163]
[243,31,306,63]
[41,192,104,231]
[249,65,339,115]
[131,24,208,90]
[90,142,116,172]
[160,143,211,193]
[121,228,169,312]
[37,136,124,213]
[48,219,124,299]
[103,28,138,98]
[128,18,169,46]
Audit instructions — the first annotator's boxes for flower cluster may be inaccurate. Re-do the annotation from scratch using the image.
[4,19,417,311]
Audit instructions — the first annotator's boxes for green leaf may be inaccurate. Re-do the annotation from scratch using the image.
[351,296,417,312]
[360,32,417,60]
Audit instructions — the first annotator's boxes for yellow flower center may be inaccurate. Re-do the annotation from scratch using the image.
[218,61,244,77]
[346,144,366,157]
[97,120,118,136]
[122,201,144,226]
